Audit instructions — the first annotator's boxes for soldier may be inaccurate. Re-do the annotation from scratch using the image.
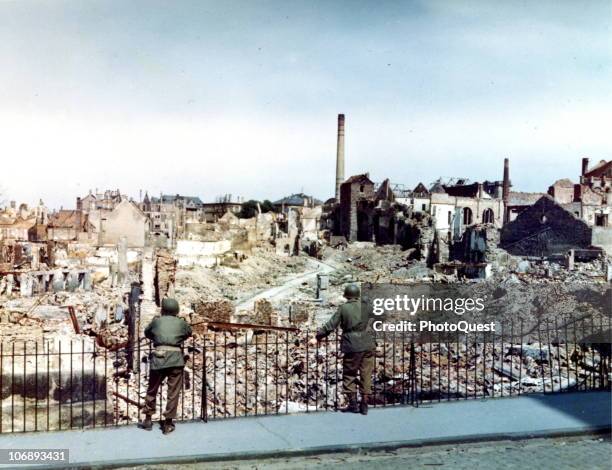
[315,283,375,415]
[139,298,192,434]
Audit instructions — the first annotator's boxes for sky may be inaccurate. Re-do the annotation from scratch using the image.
[0,0,610,209]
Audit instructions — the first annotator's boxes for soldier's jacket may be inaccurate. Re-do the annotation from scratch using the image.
[144,315,192,370]
[317,299,375,353]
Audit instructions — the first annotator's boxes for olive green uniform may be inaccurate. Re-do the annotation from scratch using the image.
[142,315,192,419]
[317,298,375,396]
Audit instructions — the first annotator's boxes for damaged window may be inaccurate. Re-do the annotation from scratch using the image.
[462,207,473,225]
[595,214,608,227]
[482,208,494,224]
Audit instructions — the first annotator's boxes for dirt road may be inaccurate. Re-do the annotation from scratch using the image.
[234,258,336,311]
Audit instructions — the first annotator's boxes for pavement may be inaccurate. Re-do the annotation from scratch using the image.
[0,391,609,469]
[114,435,612,470]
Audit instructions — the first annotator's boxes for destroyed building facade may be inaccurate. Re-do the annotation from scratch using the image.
[501,158,612,257]
[201,195,243,223]
[548,158,611,227]
[338,173,376,242]
[501,195,612,257]
[142,193,206,243]
[0,201,45,241]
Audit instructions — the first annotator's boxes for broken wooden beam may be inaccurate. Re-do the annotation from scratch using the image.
[112,391,143,408]
[206,320,299,333]
[493,364,521,381]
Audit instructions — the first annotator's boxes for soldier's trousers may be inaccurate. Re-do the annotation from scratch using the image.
[142,366,183,419]
[342,350,375,396]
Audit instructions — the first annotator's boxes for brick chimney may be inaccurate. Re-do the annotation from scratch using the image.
[335,114,345,201]
[502,158,510,202]
[581,157,589,176]
[502,158,510,224]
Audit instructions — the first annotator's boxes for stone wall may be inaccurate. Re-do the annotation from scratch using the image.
[592,226,612,255]
[193,299,234,325]
[98,201,148,248]
[154,249,176,305]
[176,239,231,267]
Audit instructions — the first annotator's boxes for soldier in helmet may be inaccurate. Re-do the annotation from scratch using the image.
[315,283,375,415]
[139,298,192,434]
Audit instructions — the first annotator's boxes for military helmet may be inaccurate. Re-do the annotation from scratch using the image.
[161,298,180,316]
[343,283,360,299]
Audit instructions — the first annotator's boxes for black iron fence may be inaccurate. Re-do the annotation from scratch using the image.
[0,317,610,433]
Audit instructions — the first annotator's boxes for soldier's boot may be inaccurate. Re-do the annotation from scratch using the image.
[162,418,176,435]
[138,414,153,431]
[340,395,359,413]
[360,395,369,415]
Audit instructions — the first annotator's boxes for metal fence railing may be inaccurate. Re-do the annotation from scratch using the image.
[0,317,610,434]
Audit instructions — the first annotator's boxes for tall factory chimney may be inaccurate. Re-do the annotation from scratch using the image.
[335,114,345,201]
[502,158,510,223]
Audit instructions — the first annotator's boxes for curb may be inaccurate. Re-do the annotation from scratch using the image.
[20,425,612,470]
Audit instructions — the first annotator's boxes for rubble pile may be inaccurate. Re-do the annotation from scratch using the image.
[175,249,308,305]
[1,228,610,431]
[105,330,607,425]
[3,328,606,431]
[321,242,436,285]
[507,258,610,283]
[0,284,131,342]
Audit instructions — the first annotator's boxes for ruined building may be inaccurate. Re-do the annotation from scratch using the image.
[501,158,612,257]
[46,209,91,242]
[97,199,149,247]
[548,158,611,227]
[141,193,206,244]
[429,178,505,235]
[505,191,545,222]
[326,115,409,245]
[324,114,511,262]
[0,203,37,241]
[500,195,611,256]
[78,189,126,212]
[338,173,376,242]
[274,193,323,242]
[201,195,243,223]
[0,201,49,242]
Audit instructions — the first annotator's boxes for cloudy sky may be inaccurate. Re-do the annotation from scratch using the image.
[0,0,610,209]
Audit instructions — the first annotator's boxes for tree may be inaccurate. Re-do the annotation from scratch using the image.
[238,199,274,219]
[238,200,259,219]
[238,199,277,218]
[261,200,275,213]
